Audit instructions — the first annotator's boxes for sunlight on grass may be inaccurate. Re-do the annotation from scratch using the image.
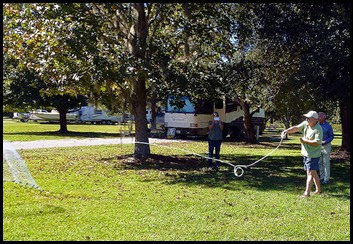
[3,118,349,240]
[3,118,135,141]
[3,141,350,241]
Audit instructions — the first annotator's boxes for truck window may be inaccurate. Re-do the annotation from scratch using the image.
[196,99,213,114]
[225,98,241,113]
[166,96,195,113]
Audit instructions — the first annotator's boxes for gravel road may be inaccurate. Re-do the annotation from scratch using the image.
[6,137,190,150]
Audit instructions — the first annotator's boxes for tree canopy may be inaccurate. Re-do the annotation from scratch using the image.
[3,3,350,153]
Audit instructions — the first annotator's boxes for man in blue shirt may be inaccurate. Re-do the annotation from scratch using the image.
[318,112,334,184]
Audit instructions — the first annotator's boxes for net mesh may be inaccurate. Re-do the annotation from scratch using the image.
[3,141,42,190]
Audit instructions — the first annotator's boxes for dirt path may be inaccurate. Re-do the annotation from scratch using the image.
[6,137,191,150]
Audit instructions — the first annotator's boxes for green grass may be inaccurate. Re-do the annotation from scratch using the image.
[3,118,350,240]
[3,141,350,240]
[3,118,135,141]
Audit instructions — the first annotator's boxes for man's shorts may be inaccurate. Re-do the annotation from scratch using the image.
[303,156,320,171]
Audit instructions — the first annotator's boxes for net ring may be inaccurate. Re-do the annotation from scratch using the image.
[234,166,244,177]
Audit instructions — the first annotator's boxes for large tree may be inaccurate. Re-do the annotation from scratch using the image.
[3,3,91,132]
[4,3,230,158]
[3,63,87,132]
[179,4,301,143]
[249,3,350,152]
[61,3,234,157]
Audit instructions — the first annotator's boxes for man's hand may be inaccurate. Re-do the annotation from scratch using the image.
[301,137,319,146]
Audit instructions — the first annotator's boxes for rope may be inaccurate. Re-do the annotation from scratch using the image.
[128,135,285,177]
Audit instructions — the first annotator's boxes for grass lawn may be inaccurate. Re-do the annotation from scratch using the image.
[3,119,350,240]
[3,118,135,141]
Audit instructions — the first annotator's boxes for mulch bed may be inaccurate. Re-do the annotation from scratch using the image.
[115,153,207,170]
[331,150,350,162]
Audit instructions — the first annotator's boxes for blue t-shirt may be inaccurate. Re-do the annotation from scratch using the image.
[319,121,334,145]
[208,121,223,141]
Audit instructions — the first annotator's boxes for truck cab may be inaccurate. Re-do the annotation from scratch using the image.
[164,96,213,137]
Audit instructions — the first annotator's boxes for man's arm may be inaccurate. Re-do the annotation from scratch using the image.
[281,126,300,138]
[219,121,224,131]
[208,121,214,130]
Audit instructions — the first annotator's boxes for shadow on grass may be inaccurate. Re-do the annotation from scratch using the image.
[4,131,132,139]
[108,152,350,200]
[5,203,66,218]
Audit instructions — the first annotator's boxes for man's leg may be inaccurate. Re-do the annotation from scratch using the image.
[304,170,321,195]
[318,154,325,181]
[312,170,321,193]
[214,140,222,168]
[208,140,215,167]
[322,144,331,183]
[303,157,321,196]
[323,155,330,182]
[304,170,313,196]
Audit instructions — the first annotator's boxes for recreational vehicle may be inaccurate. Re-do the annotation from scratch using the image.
[164,96,266,138]
[78,106,121,124]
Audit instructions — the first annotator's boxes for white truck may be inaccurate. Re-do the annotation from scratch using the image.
[164,96,266,139]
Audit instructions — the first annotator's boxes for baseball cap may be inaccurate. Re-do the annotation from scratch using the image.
[303,111,318,119]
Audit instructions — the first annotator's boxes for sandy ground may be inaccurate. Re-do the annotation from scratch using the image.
[6,137,190,150]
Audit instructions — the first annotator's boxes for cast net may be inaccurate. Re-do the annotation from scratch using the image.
[3,141,41,190]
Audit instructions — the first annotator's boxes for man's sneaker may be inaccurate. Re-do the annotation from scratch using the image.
[322,180,330,184]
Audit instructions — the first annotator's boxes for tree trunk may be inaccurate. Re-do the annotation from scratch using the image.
[282,113,291,139]
[339,97,350,152]
[130,3,150,159]
[133,74,150,159]
[242,102,257,144]
[283,113,291,129]
[57,108,68,133]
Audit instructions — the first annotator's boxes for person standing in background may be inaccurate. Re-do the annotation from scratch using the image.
[208,112,224,170]
[317,112,334,184]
